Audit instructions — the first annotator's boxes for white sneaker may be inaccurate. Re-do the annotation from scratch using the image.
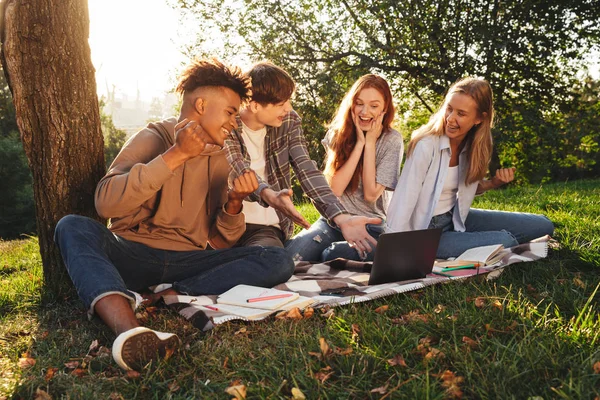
[112,327,180,371]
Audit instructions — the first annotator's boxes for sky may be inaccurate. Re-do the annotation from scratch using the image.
[88,0,187,102]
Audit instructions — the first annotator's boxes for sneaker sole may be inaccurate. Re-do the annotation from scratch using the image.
[120,331,180,371]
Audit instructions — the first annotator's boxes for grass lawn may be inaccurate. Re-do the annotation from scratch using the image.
[1,179,599,399]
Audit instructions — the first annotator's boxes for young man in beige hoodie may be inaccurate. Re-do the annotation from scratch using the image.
[55,58,294,371]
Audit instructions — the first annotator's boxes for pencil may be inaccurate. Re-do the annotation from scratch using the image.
[442,264,479,271]
[247,293,294,303]
[204,305,219,311]
[432,271,453,277]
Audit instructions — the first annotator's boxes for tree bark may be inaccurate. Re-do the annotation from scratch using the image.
[0,0,105,294]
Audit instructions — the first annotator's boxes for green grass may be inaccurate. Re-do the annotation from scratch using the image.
[1,179,599,399]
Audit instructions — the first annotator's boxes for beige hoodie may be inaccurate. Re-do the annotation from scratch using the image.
[95,117,245,251]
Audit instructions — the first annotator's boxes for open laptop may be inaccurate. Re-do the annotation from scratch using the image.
[368,228,443,285]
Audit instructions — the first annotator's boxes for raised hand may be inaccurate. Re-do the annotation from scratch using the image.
[261,188,310,229]
[333,214,382,255]
[173,118,209,159]
[491,167,515,188]
[226,170,259,214]
[351,110,366,144]
[365,112,385,143]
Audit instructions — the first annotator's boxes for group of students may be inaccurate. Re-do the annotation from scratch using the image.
[55,58,554,371]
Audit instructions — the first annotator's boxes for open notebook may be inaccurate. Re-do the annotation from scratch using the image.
[435,244,509,267]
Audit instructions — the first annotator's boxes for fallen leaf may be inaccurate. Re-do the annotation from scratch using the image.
[593,361,600,374]
[168,381,180,392]
[234,327,247,336]
[438,370,464,399]
[88,339,99,353]
[45,367,58,382]
[320,309,335,319]
[314,366,334,383]
[387,354,407,367]
[34,388,52,400]
[319,337,332,359]
[492,300,503,310]
[370,384,388,394]
[334,347,353,356]
[351,324,361,341]
[39,331,49,339]
[145,306,158,314]
[291,387,306,400]
[474,297,486,308]
[434,304,446,314]
[424,348,445,361]
[285,307,304,320]
[108,393,124,400]
[573,277,586,289]
[462,336,479,349]
[223,356,229,370]
[224,383,247,400]
[18,357,36,369]
[403,310,430,323]
[125,370,141,379]
[303,307,314,319]
[64,360,79,369]
[71,368,86,377]
[374,305,389,313]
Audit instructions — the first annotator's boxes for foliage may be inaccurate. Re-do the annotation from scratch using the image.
[176,0,600,183]
[99,98,127,168]
[1,180,600,399]
[0,68,18,137]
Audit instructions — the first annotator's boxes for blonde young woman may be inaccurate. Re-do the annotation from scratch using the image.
[286,74,404,261]
[386,77,554,258]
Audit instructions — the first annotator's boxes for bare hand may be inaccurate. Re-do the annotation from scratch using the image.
[226,170,259,214]
[351,111,366,144]
[173,118,209,159]
[491,167,515,188]
[365,112,385,143]
[261,188,310,229]
[334,214,382,255]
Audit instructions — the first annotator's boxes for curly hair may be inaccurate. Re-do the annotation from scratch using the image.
[176,58,251,102]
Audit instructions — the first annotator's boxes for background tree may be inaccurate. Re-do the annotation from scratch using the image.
[0,0,105,293]
[179,0,600,184]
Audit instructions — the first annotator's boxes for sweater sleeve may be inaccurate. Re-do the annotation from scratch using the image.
[95,130,173,219]
[208,204,246,249]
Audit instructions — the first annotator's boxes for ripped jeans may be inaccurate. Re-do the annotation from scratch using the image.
[285,217,385,262]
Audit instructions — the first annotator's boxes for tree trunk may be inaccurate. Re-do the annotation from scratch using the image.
[0,0,105,294]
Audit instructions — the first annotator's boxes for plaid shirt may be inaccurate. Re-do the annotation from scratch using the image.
[225,110,347,240]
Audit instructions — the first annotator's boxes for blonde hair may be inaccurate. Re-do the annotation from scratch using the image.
[324,74,395,193]
[407,77,494,185]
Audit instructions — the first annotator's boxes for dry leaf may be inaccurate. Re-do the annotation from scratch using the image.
[573,277,586,289]
[462,336,479,349]
[320,308,335,319]
[424,348,445,361]
[285,307,304,320]
[125,370,141,379]
[224,384,247,400]
[374,305,389,313]
[492,300,503,310]
[108,393,124,400]
[34,388,52,400]
[370,384,388,394]
[434,304,446,314]
[18,357,36,369]
[168,381,180,392]
[438,370,464,399]
[334,347,353,356]
[71,368,86,377]
[404,310,430,323]
[319,337,332,358]
[474,297,486,308]
[234,327,247,336]
[351,324,361,341]
[64,360,79,369]
[39,331,49,339]
[291,387,306,400]
[387,354,407,367]
[593,361,600,374]
[314,366,334,383]
[88,339,99,353]
[45,367,58,382]
[303,307,314,319]
[223,356,229,370]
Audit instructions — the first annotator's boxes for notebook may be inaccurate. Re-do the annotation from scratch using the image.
[206,296,315,320]
[216,284,299,310]
[368,228,443,285]
[435,244,508,267]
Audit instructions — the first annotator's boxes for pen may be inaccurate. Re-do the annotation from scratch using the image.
[442,264,479,271]
[247,293,294,303]
[433,271,453,277]
[204,305,219,311]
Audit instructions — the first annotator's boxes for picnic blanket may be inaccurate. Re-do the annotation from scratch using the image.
[160,240,549,332]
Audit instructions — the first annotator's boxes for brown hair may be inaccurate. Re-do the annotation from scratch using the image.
[176,58,251,102]
[407,77,494,185]
[247,61,295,105]
[324,74,396,193]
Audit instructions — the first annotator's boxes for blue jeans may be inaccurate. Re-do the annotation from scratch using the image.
[285,217,385,262]
[55,215,295,313]
[430,208,554,259]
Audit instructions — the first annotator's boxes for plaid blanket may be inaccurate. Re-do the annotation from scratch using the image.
[160,240,549,332]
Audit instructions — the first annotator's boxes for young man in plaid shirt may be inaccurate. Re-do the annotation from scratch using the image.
[225,62,381,258]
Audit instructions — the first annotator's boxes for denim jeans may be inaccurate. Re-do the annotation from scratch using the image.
[55,215,295,314]
[285,217,385,262]
[430,208,554,259]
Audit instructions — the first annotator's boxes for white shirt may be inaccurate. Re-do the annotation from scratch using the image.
[433,165,459,216]
[240,122,280,227]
